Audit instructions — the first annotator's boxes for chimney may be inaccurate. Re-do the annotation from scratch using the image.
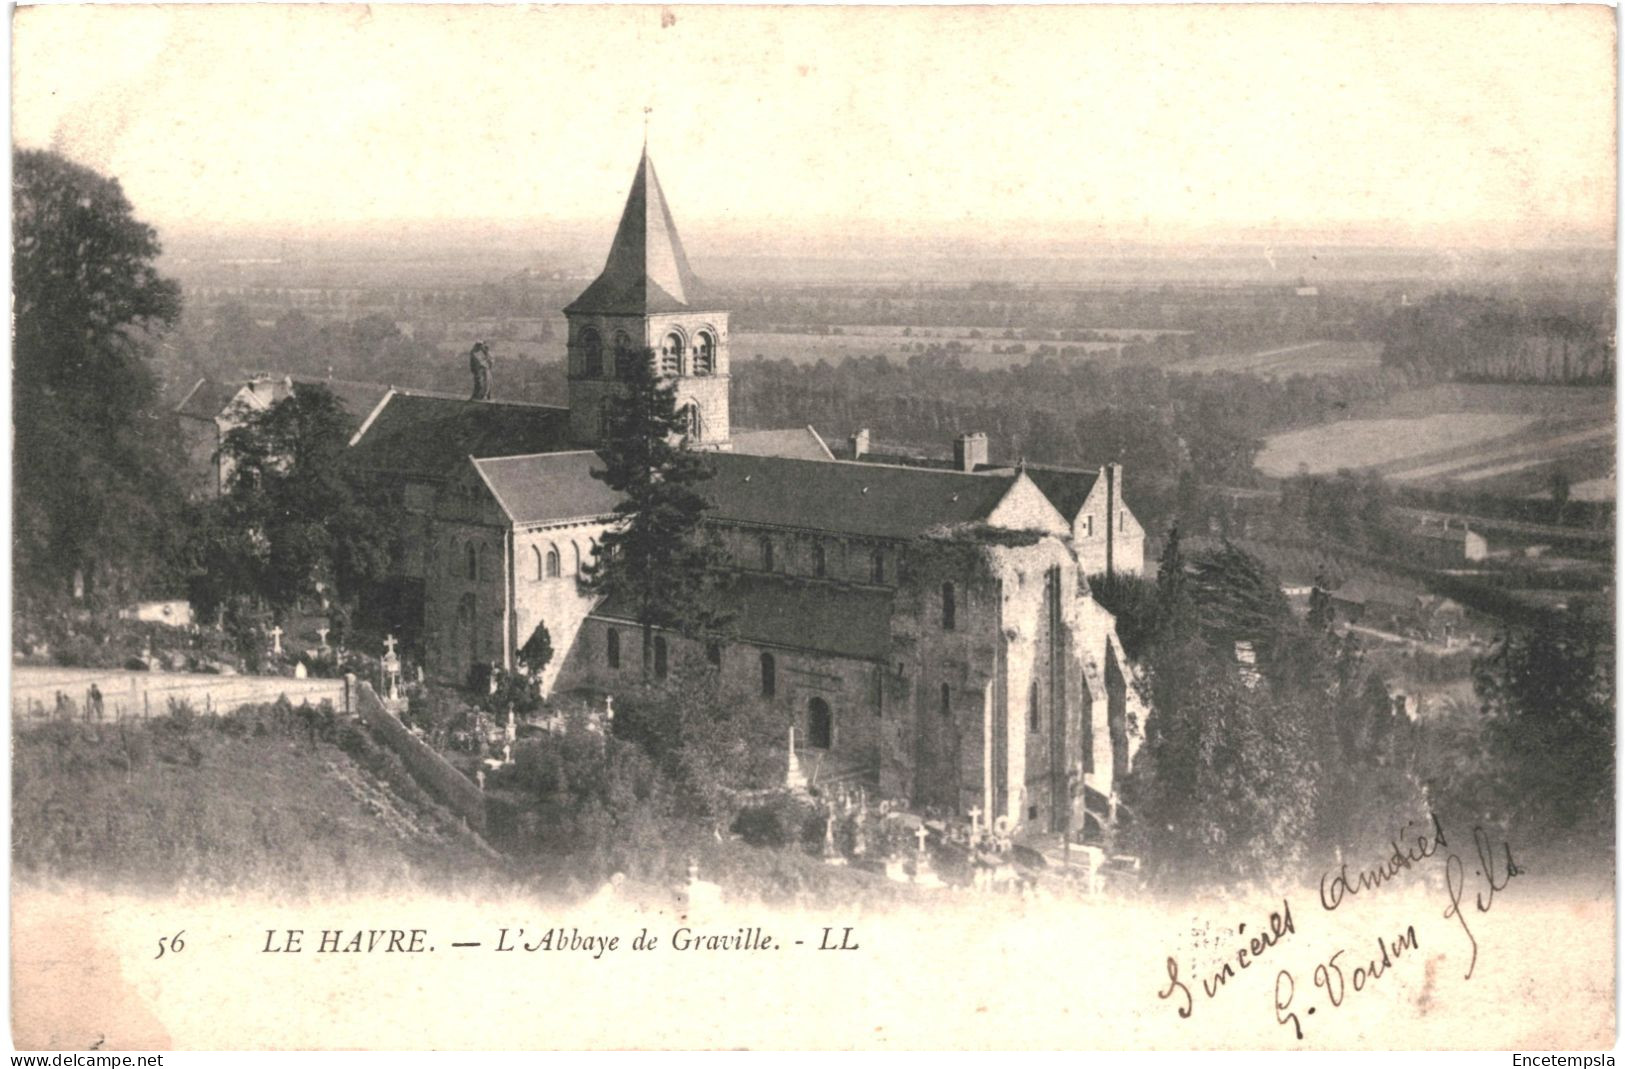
[849,428,870,460]
[954,432,988,473]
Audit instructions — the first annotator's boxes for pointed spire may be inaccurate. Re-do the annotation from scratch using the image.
[564,151,709,316]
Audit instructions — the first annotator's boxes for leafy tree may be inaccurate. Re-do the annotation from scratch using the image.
[1087,571,1161,661]
[13,149,187,599]
[1473,600,1614,837]
[1185,540,1292,659]
[611,670,785,824]
[584,351,731,676]
[192,385,394,618]
[1126,633,1321,885]
[518,621,554,679]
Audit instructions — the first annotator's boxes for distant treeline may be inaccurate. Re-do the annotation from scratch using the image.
[1379,292,1615,384]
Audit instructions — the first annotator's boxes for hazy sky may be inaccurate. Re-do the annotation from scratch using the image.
[12,4,1618,247]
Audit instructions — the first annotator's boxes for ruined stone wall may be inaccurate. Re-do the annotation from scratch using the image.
[555,617,889,785]
[900,533,1141,839]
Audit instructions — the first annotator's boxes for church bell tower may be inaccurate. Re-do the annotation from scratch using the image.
[564,151,731,449]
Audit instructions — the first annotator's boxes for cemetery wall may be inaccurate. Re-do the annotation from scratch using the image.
[356,682,488,832]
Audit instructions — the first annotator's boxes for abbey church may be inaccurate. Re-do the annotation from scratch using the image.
[231,153,1151,841]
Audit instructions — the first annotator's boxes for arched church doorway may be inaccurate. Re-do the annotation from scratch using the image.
[808,697,833,750]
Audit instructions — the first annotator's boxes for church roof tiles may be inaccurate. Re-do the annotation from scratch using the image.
[730,426,835,462]
[347,392,573,481]
[472,451,623,526]
[563,151,717,316]
[704,453,1020,540]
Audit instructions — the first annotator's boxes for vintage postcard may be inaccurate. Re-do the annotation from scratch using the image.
[9,3,1617,1052]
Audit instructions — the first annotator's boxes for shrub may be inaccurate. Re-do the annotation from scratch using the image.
[731,793,821,849]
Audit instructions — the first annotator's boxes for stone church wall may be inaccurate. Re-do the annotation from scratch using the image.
[556,618,888,783]
[508,521,611,695]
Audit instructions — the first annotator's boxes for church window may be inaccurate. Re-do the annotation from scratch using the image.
[707,641,722,667]
[580,328,603,377]
[606,629,621,669]
[570,542,582,576]
[1085,515,1094,538]
[1119,510,1126,532]
[1029,805,1039,822]
[808,697,833,750]
[531,546,544,581]
[683,402,702,441]
[694,331,716,375]
[940,683,951,717]
[545,545,561,578]
[1029,681,1040,731]
[662,332,685,376]
[465,543,478,581]
[478,544,491,582]
[760,536,775,572]
[942,581,956,630]
[760,652,776,697]
[871,549,886,584]
[448,539,461,577]
[813,542,827,578]
[598,398,614,440]
[613,334,636,378]
[654,636,668,680]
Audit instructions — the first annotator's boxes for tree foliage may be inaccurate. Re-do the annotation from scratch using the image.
[1473,599,1614,836]
[1120,536,1428,885]
[610,670,786,822]
[190,385,394,617]
[518,621,555,678]
[13,149,187,598]
[584,352,731,674]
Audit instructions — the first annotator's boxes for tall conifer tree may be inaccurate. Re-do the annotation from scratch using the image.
[585,351,730,677]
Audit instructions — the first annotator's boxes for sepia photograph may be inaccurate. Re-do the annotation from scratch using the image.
[8,2,1618,1052]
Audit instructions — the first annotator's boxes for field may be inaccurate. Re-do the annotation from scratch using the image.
[1166,339,1383,377]
[1256,383,1616,499]
[12,711,505,895]
[1255,413,1537,478]
[731,325,1178,370]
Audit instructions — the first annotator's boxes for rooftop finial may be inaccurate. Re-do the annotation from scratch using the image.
[643,105,652,153]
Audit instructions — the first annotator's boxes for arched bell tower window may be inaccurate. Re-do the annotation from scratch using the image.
[661,331,686,377]
[694,331,716,376]
[579,328,603,377]
[613,333,636,379]
[545,545,561,578]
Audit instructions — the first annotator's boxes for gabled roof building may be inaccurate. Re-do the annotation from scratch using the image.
[379,152,1149,843]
